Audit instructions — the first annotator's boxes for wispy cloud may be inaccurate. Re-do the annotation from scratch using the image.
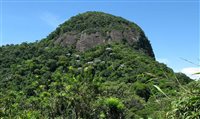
[157,58,169,65]
[40,12,62,28]
[181,67,200,80]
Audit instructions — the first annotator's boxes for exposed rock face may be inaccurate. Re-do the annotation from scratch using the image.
[54,32,78,46]
[123,30,140,45]
[54,29,154,58]
[76,32,105,51]
[54,30,138,50]
[52,12,155,58]
[109,30,124,43]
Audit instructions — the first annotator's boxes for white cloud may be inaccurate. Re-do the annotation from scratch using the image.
[181,67,200,80]
[157,58,169,65]
[40,12,62,28]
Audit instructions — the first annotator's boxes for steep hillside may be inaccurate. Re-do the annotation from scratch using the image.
[0,42,192,118]
[0,12,197,119]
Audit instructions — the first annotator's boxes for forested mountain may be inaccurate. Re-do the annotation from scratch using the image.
[0,12,199,119]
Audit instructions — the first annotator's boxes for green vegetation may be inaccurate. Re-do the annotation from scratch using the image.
[0,41,196,118]
[47,11,142,39]
[0,11,199,118]
[167,81,200,119]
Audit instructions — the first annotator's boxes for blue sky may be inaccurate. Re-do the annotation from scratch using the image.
[0,0,199,78]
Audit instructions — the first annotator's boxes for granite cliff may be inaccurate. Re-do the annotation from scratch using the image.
[48,11,155,58]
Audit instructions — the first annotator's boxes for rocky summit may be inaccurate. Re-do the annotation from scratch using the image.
[49,11,155,58]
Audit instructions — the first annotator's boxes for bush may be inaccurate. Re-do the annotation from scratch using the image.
[167,81,200,118]
[104,97,125,119]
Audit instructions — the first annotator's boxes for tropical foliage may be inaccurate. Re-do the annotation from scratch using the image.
[0,41,196,118]
[0,12,199,118]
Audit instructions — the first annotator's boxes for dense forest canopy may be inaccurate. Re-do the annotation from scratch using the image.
[47,11,142,39]
[0,12,199,118]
